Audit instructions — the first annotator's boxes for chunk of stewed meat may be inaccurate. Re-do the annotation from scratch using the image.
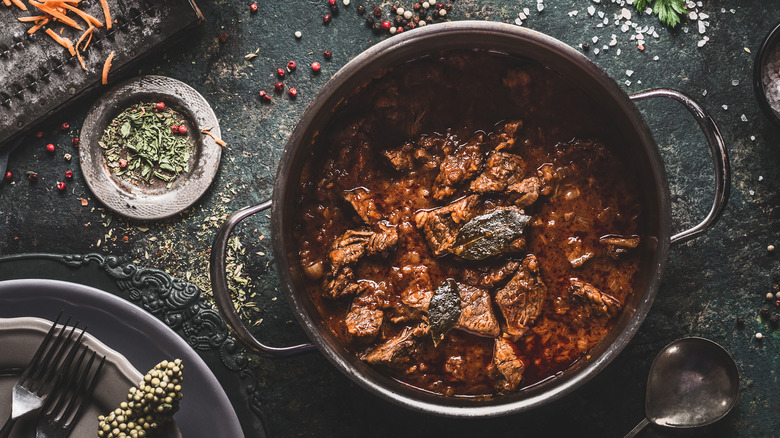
[362,323,429,369]
[495,254,547,337]
[329,225,399,271]
[391,270,434,323]
[493,337,525,392]
[432,134,485,200]
[414,194,481,256]
[323,266,361,299]
[346,293,385,343]
[508,177,540,207]
[343,187,383,224]
[569,279,622,319]
[599,234,640,260]
[382,141,416,171]
[454,283,500,337]
[469,151,526,194]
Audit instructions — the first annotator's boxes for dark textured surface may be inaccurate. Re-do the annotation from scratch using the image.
[1,0,780,436]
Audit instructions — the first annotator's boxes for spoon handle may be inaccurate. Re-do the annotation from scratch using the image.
[624,417,650,438]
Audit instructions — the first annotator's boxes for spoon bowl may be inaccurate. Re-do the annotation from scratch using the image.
[625,337,739,437]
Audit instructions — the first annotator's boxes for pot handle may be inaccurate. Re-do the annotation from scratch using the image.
[630,89,730,245]
[210,199,316,358]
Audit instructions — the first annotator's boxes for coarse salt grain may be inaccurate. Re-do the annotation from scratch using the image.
[294,31,302,39]
[741,114,748,122]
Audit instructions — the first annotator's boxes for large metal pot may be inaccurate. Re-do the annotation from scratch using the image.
[210,21,729,417]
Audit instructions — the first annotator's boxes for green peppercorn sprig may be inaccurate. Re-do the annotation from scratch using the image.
[98,359,184,438]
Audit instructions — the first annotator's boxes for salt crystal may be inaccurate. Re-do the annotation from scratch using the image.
[592,36,599,43]
[568,10,578,17]
[626,69,634,76]
[621,24,629,32]
[598,11,605,18]
[524,7,530,15]
[593,0,601,3]
[515,18,523,25]
[603,17,609,25]
[750,190,755,196]
[697,1,702,7]
[722,105,728,110]
[689,11,698,20]
[759,175,763,181]
[294,31,302,39]
[537,3,544,12]
[684,27,689,34]
[697,39,707,47]
[653,56,659,61]
[699,12,709,19]
[603,45,609,50]
[609,38,617,47]
[741,114,748,122]
[594,48,600,55]
[732,79,739,86]
[519,12,527,19]
[698,20,706,34]
[617,48,621,55]
[588,5,596,15]
[730,8,735,13]
[621,7,631,19]
[751,136,756,141]
[702,89,707,95]
[625,80,631,86]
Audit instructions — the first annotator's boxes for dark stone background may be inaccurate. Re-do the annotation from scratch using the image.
[1,0,779,436]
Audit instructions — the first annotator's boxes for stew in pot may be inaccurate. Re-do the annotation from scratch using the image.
[293,50,643,396]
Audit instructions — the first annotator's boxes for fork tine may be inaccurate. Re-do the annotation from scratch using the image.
[41,346,89,416]
[31,322,86,397]
[17,312,64,384]
[23,316,78,391]
[60,352,105,429]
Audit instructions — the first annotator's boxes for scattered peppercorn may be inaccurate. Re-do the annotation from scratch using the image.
[329,3,338,13]
[768,244,775,253]
[4,171,11,181]
[391,5,397,13]
[118,159,128,168]
[277,67,286,78]
[155,102,165,111]
[35,131,43,138]
[760,305,771,317]
[372,22,382,32]
[178,125,188,135]
[736,316,745,326]
[45,143,55,153]
[582,42,590,51]
[249,2,258,13]
[328,0,336,5]
[311,62,321,72]
[288,88,298,98]
[274,82,284,92]
[769,313,780,326]
[56,181,66,191]
[324,50,332,60]
[171,125,180,134]
[72,137,79,147]
[219,33,228,43]
[65,170,73,179]
[357,4,365,14]
[381,20,391,29]
[435,2,443,9]
[373,6,381,17]
[259,90,272,102]
[365,17,375,27]
[27,172,38,183]
[323,13,332,24]
[287,60,297,70]
[755,332,763,340]
[60,122,70,131]
[295,30,302,39]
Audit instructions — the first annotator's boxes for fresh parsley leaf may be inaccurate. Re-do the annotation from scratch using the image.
[634,0,686,28]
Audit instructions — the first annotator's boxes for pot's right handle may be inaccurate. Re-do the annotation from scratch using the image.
[630,89,730,245]
[210,199,316,358]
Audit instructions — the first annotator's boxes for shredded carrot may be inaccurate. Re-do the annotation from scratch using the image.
[98,0,110,30]
[30,1,83,30]
[83,25,93,49]
[102,50,114,84]
[2,0,11,7]
[45,28,75,56]
[74,26,93,70]
[10,0,26,10]
[17,15,46,21]
[27,17,49,34]
[201,129,227,147]
[61,2,102,27]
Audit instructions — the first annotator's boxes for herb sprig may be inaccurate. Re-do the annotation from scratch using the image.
[100,102,192,188]
[635,0,687,28]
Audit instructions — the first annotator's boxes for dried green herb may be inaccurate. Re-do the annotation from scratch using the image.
[451,208,531,260]
[428,279,461,347]
[100,102,193,188]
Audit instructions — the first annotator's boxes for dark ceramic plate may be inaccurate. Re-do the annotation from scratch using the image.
[753,21,780,126]
[0,279,244,438]
[79,75,222,220]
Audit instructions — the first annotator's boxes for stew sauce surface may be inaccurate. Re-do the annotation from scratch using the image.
[294,51,643,396]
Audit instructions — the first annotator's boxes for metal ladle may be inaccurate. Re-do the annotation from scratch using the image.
[624,337,739,437]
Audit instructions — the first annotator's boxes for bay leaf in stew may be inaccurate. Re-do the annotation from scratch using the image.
[429,279,461,347]
[451,209,531,260]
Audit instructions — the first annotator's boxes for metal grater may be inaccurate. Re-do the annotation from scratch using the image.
[0,0,204,147]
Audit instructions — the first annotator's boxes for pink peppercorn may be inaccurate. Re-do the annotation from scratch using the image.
[287,60,296,70]
[274,82,284,92]
[4,171,11,181]
[288,88,298,98]
[171,125,180,134]
[46,143,55,153]
[72,137,80,147]
[60,122,69,131]
[155,102,165,111]
[323,13,332,24]
[65,170,73,179]
[56,181,66,191]
[35,131,43,138]
[381,20,391,30]
[178,125,188,134]
[249,3,258,12]
[323,51,332,60]
[259,90,272,102]
[311,62,321,72]
[277,67,286,78]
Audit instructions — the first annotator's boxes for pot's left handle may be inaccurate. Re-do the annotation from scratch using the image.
[630,89,730,245]
[210,199,316,358]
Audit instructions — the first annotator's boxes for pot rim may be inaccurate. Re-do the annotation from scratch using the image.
[271,21,671,417]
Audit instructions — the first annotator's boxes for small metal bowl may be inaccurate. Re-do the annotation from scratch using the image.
[753,21,780,127]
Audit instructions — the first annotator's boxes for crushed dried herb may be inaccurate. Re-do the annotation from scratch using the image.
[100,102,193,188]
